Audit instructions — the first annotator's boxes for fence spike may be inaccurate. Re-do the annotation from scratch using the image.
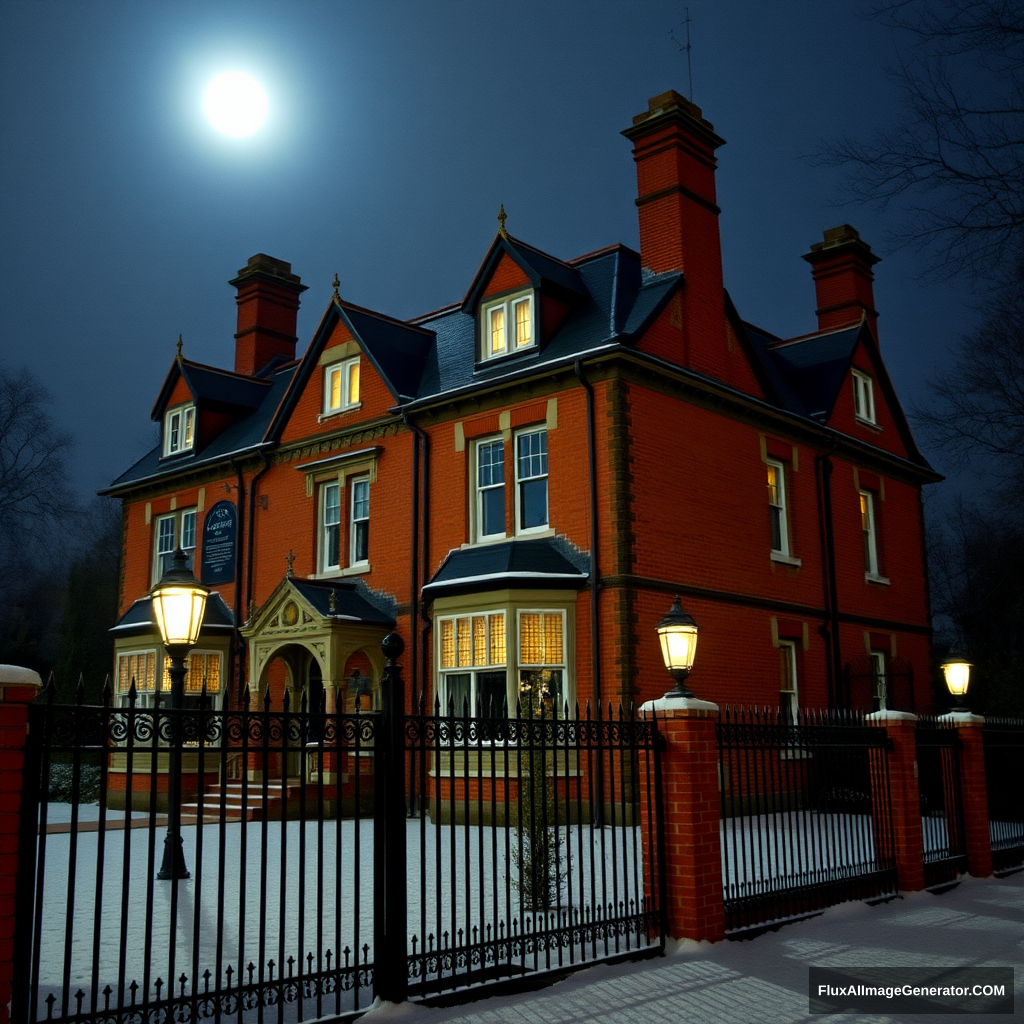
[283,688,291,713]
[75,674,86,705]
[263,687,271,711]
[102,674,113,706]
[243,682,251,710]
[300,687,307,714]
[44,672,57,703]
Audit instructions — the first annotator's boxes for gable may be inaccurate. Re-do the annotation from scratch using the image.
[482,253,531,299]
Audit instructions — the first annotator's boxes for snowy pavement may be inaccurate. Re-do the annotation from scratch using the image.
[361,872,1024,1024]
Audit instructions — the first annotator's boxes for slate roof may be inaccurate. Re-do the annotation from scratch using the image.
[102,364,295,492]
[110,592,235,635]
[423,538,589,596]
[152,359,272,421]
[289,579,396,625]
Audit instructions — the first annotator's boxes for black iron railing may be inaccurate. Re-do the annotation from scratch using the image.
[982,718,1024,873]
[916,715,967,888]
[716,706,896,934]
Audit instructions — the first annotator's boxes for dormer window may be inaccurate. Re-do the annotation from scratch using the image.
[164,404,195,456]
[852,370,876,424]
[324,357,360,415]
[481,291,534,361]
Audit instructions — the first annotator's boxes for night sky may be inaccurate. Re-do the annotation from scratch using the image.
[1,2,978,500]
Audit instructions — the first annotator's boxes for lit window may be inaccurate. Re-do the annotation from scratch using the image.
[324,357,360,414]
[779,641,798,724]
[518,610,565,716]
[516,429,548,533]
[438,612,507,717]
[766,459,789,556]
[852,370,875,424]
[350,476,369,565]
[321,482,341,571]
[476,438,506,541]
[480,292,534,360]
[164,405,196,456]
[860,489,879,576]
[154,508,197,582]
[117,650,157,695]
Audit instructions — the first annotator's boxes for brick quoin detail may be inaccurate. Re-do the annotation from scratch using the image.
[639,705,725,942]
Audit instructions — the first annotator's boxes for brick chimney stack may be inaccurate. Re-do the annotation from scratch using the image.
[622,91,727,374]
[802,226,880,343]
[230,254,308,376]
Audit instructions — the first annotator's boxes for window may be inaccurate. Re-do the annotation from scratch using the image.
[481,292,534,360]
[154,508,196,582]
[852,370,875,424]
[870,650,887,711]
[164,405,195,456]
[516,429,548,533]
[476,438,506,541]
[321,482,342,571]
[766,459,789,556]
[518,610,566,716]
[860,489,880,577]
[117,650,157,700]
[438,613,507,717]
[116,650,221,709]
[349,476,369,565]
[323,357,360,415]
[163,650,222,707]
[779,641,798,724]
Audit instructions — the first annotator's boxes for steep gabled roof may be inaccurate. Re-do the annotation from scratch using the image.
[101,364,295,493]
[151,358,271,421]
[461,233,588,313]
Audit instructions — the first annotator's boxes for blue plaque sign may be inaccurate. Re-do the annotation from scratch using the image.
[201,500,237,585]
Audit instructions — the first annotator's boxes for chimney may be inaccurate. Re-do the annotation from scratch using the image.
[802,226,880,342]
[230,254,308,376]
[622,91,726,372]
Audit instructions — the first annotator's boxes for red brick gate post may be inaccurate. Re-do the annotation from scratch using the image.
[0,666,43,1024]
[867,710,925,892]
[639,697,724,943]
[940,712,992,879]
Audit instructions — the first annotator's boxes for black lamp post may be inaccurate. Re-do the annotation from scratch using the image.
[655,595,699,699]
[941,650,973,713]
[151,547,209,880]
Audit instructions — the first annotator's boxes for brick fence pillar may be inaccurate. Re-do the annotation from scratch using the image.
[639,697,724,943]
[940,711,992,879]
[867,710,925,892]
[0,666,43,1024]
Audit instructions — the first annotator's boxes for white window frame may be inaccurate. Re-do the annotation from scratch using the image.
[779,640,799,724]
[852,370,876,424]
[860,489,881,578]
[517,608,568,717]
[323,357,361,415]
[153,508,197,583]
[320,481,342,572]
[480,291,535,361]
[116,649,157,703]
[349,476,370,567]
[514,427,549,536]
[766,458,789,557]
[163,404,195,456]
[437,611,508,718]
[474,436,507,543]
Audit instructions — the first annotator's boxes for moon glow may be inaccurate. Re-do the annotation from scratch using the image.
[204,72,268,137]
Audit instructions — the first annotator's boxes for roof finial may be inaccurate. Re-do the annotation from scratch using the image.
[285,549,295,579]
[176,335,184,363]
[332,273,340,301]
[497,203,508,238]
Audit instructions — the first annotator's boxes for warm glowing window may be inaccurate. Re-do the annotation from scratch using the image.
[117,651,156,694]
[518,610,565,715]
[324,357,361,414]
[766,460,789,556]
[161,651,222,694]
[438,612,507,717]
[480,292,534,360]
[164,405,195,456]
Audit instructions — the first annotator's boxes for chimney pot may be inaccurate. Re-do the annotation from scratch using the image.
[230,253,307,376]
[803,226,881,343]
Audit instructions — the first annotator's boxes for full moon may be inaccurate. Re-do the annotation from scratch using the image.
[203,71,268,137]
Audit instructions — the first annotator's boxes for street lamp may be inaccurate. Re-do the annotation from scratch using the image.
[151,547,209,880]
[941,651,972,712]
[656,595,699,699]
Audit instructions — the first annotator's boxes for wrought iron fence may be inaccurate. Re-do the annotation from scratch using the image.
[982,718,1024,873]
[915,715,967,888]
[716,706,896,934]
[403,697,663,997]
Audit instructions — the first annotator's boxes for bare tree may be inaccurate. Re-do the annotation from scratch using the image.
[821,1,1024,280]
[0,365,77,563]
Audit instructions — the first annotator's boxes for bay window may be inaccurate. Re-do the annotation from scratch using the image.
[438,612,507,717]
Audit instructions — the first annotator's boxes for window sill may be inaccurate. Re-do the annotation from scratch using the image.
[311,564,372,580]
[854,415,881,431]
[515,526,555,540]
[318,403,362,422]
[770,552,802,567]
[865,573,890,586]
[462,535,509,549]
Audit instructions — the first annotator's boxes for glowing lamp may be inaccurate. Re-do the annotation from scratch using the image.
[656,596,699,699]
[151,549,209,652]
[941,653,972,709]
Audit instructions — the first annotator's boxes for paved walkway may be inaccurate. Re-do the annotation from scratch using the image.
[364,872,1024,1023]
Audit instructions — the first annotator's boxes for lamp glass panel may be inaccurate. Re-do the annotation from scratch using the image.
[152,584,208,647]
[943,661,971,697]
[658,624,697,671]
